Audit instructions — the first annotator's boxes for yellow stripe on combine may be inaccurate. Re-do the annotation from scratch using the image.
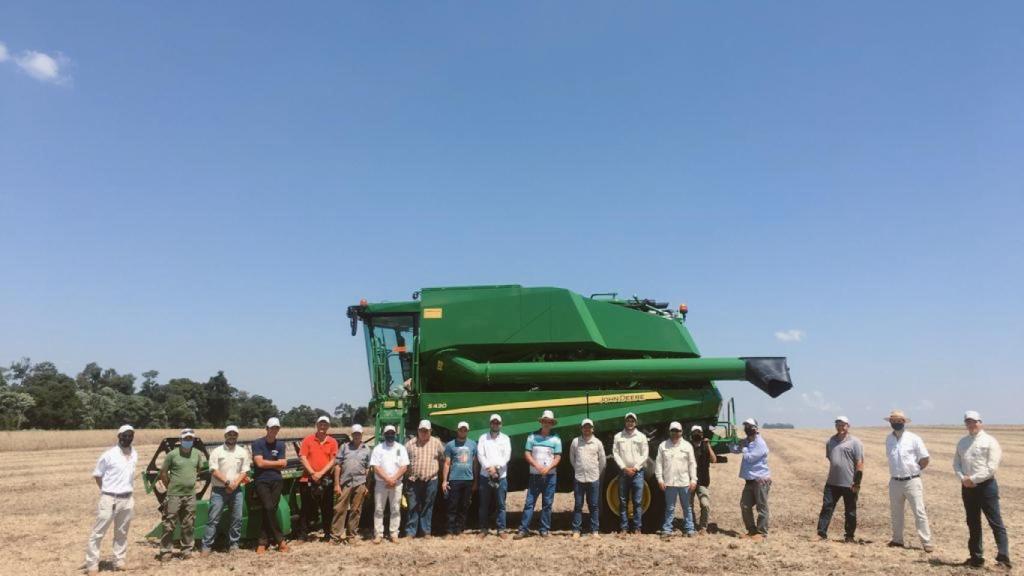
[428,391,663,416]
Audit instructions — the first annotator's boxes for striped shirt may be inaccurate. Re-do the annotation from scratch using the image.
[405,436,445,481]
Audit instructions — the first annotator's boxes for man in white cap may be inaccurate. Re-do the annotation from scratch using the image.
[201,424,251,555]
[404,419,445,538]
[83,424,137,574]
[515,410,562,539]
[816,416,864,543]
[569,418,606,538]
[157,428,209,560]
[689,425,717,534]
[332,423,372,543]
[612,412,649,534]
[252,417,289,554]
[370,424,409,542]
[442,421,478,536]
[656,421,697,538]
[883,409,933,552]
[298,415,339,542]
[954,410,1010,569]
[477,414,511,538]
[732,417,770,541]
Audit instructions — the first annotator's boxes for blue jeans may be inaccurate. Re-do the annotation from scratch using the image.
[202,486,244,550]
[446,479,474,535]
[662,486,695,534]
[478,476,507,531]
[619,469,645,531]
[519,473,556,535]
[963,478,1010,561]
[817,484,857,538]
[405,478,438,537]
[572,480,601,533]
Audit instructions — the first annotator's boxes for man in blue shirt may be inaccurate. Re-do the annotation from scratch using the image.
[732,417,771,541]
[515,410,562,539]
[442,421,478,536]
[251,417,289,554]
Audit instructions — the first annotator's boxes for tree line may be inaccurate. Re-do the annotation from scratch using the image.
[0,358,368,431]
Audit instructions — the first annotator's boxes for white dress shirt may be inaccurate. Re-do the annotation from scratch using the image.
[886,430,929,478]
[92,445,138,494]
[954,430,1002,484]
[569,435,607,483]
[369,442,409,481]
[477,431,512,479]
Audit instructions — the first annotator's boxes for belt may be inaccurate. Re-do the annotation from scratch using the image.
[102,491,132,498]
[892,475,920,481]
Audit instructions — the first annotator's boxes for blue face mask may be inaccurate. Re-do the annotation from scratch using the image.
[890,422,905,432]
[181,440,194,450]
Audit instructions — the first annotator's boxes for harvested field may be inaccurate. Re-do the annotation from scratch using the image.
[4,426,1019,575]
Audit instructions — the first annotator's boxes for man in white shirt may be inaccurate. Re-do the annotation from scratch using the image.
[883,409,933,552]
[477,413,511,538]
[612,412,649,534]
[569,418,606,538]
[369,424,409,543]
[954,410,1010,569]
[655,421,697,538]
[84,424,138,574]
[201,425,252,555]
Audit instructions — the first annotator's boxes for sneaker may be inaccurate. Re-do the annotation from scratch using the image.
[590,533,602,539]
[255,545,266,555]
[372,537,383,544]
[85,566,99,575]
[571,532,581,539]
[995,555,1012,569]
[886,541,904,548]
[923,544,934,553]
[539,532,550,538]
[513,531,528,540]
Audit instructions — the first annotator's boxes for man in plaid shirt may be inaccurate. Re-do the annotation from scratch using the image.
[405,419,446,538]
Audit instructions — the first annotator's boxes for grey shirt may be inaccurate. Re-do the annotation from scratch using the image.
[336,442,372,488]
[825,434,864,488]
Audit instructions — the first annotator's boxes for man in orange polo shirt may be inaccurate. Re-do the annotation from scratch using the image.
[298,416,339,541]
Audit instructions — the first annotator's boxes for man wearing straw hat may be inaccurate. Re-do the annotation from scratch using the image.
[883,409,933,553]
[514,410,562,539]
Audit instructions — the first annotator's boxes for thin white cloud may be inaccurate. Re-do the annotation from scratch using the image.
[0,40,68,84]
[775,329,805,342]
[0,41,9,62]
[914,399,936,412]
[801,390,839,413]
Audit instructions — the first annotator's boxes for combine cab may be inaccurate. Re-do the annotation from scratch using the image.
[348,285,792,532]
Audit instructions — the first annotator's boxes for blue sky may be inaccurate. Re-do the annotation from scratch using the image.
[2,3,1021,426]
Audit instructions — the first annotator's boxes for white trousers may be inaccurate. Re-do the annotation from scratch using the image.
[85,494,134,568]
[374,482,403,538]
[889,477,931,545]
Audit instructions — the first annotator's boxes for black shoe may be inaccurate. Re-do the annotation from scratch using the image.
[962,557,985,568]
[887,541,904,548]
[995,555,1012,569]
[844,535,856,543]
[320,535,332,543]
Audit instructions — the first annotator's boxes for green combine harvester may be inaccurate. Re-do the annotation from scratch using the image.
[347,284,793,532]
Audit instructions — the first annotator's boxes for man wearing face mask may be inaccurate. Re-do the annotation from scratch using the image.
[84,424,137,575]
[883,410,933,553]
[370,424,409,543]
[817,416,864,543]
[201,425,251,555]
[158,428,209,561]
[954,410,1010,569]
[732,417,770,541]
[689,425,717,534]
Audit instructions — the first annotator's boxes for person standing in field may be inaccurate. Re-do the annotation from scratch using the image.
[514,410,562,539]
[252,417,290,554]
[404,419,445,538]
[442,421,478,537]
[477,413,512,538]
[656,421,698,539]
[689,425,717,534]
[883,409,934,552]
[613,412,649,534]
[732,417,771,541]
[157,428,209,561]
[569,418,606,538]
[954,410,1011,569]
[371,424,409,543]
[816,416,864,543]
[332,423,372,544]
[83,424,137,575]
[200,425,251,555]
[298,415,339,542]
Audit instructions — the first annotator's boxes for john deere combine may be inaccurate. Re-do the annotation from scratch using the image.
[347,285,792,532]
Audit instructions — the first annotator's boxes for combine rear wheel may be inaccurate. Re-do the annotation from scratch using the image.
[599,460,663,533]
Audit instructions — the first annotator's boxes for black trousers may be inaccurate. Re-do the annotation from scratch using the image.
[254,480,284,546]
[817,484,857,538]
[299,477,334,538]
[962,478,1009,561]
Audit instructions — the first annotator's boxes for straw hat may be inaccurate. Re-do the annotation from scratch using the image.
[884,410,910,423]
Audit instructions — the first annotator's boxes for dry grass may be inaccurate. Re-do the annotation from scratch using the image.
[0,428,360,452]
[6,426,1020,575]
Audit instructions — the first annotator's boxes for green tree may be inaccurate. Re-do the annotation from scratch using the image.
[352,406,369,426]
[23,363,84,429]
[280,404,331,428]
[203,371,232,428]
[0,389,35,429]
[333,402,356,426]
[233,393,278,428]
[139,370,161,399]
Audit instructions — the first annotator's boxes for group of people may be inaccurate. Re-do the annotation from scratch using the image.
[84,408,1011,573]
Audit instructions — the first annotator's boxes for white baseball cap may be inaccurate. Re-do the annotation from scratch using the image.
[581,418,594,427]
[351,424,364,434]
[457,421,469,430]
[489,414,502,423]
[180,428,196,439]
[691,425,703,433]
[383,424,397,433]
[669,421,682,431]
[266,417,281,428]
[742,418,758,428]
[538,410,557,424]
[224,425,239,435]
[316,415,331,425]
[624,412,638,421]
[835,416,850,424]
[418,419,432,430]
[964,410,982,422]
[117,424,134,434]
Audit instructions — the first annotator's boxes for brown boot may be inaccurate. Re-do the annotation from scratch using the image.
[278,542,290,553]
[255,545,266,555]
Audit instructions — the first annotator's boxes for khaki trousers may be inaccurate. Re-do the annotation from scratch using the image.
[85,493,134,569]
[889,477,932,545]
[332,483,368,538]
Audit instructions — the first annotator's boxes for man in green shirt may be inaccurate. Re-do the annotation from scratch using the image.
[158,428,209,560]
